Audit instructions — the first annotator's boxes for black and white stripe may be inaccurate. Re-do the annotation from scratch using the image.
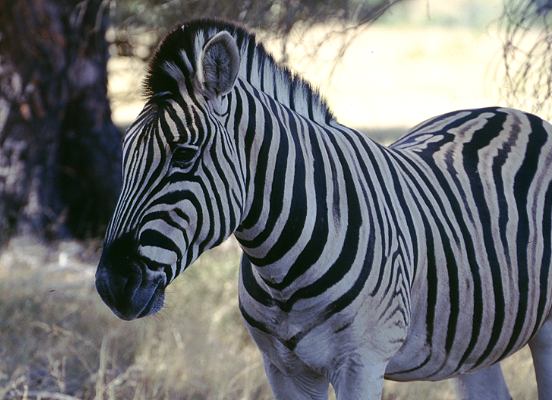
[97,19,552,399]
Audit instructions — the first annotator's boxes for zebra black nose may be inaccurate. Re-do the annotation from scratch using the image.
[95,234,165,320]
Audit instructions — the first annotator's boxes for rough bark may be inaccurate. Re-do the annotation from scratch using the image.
[0,0,121,244]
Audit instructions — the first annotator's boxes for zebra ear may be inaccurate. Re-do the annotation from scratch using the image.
[196,31,240,99]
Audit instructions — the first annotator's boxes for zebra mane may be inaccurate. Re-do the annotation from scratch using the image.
[144,19,334,124]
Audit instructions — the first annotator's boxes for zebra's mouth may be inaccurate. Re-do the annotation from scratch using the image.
[136,282,165,319]
[97,275,165,321]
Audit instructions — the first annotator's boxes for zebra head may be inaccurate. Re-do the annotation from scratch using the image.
[96,27,244,320]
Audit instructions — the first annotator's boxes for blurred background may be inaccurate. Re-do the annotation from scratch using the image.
[0,0,550,398]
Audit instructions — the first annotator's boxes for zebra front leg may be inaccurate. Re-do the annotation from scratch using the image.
[452,363,511,400]
[529,318,552,400]
[330,355,387,400]
[263,356,329,400]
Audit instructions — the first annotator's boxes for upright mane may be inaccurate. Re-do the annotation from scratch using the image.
[144,19,334,124]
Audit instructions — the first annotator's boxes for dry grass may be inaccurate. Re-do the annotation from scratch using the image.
[0,236,539,399]
[0,238,271,400]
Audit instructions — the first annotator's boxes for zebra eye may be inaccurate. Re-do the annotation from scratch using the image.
[171,145,198,168]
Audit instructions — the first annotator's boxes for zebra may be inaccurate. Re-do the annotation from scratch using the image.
[95,19,552,399]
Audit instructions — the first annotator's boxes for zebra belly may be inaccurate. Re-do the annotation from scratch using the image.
[385,323,532,382]
[385,260,552,381]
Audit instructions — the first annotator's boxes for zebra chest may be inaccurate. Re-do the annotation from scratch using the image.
[245,306,347,374]
[246,293,401,377]
[256,305,325,351]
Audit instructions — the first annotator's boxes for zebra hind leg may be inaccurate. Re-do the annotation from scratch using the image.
[452,363,511,400]
[529,318,552,400]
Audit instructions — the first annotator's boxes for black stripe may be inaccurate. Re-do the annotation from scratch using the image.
[501,114,548,358]
[531,180,552,338]
[238,92,270,230]
[266,122,329,289]
[139,229,182,261]
[290,132,364,314]
[241,256,274,307]
[245,107,307,267]
[461,112,508,367]
[238,103,290,249]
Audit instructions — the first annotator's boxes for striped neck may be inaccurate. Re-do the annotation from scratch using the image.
[229,75,390,294]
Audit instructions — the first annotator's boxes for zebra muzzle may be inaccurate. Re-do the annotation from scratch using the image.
[95,235,165,320]
[95,262,165,320]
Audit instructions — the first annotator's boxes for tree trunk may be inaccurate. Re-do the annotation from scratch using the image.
[0,0,121,244]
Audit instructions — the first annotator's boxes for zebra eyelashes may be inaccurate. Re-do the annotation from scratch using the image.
[171,144,199,170]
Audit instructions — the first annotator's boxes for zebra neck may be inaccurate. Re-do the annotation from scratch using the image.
[230,84,414,300]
